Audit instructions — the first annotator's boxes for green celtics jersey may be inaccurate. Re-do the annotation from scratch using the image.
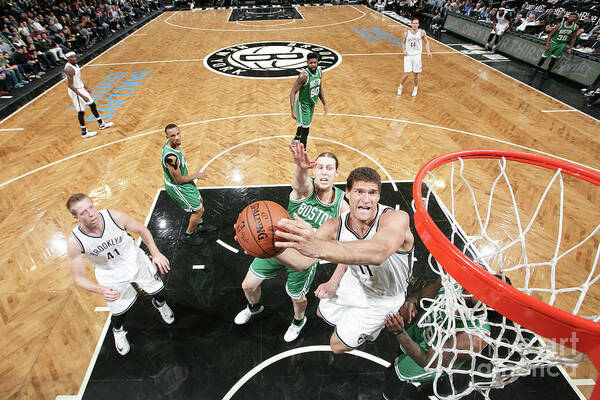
[288,179,344,229]
[551,20,577,45]
[395,283,491,382]
[298,67,321,105]
[161,140,189,186]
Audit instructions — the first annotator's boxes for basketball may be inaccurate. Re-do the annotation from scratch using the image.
[235,200,290,258]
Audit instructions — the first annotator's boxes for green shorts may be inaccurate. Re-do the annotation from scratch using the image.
[165,182,203,212]
[295,100,315,128]
[542,42,567,58]
[249,257,318,299]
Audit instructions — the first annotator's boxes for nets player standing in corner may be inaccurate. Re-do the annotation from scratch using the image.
[290,52,328,149]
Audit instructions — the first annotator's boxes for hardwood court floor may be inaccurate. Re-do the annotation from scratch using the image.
[0,5,598,399]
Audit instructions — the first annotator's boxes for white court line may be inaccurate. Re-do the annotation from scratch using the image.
[557,365,588,400]
[541,109,578,113]
[200,134,398,192]
[94,307,109,312]
[341,51,458,56]
[0,13,162,127]
[75,308,112,400]
[221,345,390,400]
[217,239,239,253]
[373,5,599,122]
[88,58,205,67]
[480,59,511,63]
[235,19,296,26]
[2,112,600,190]
[571,378,597,386]
[0,128,24,131]
[163,5,366,32]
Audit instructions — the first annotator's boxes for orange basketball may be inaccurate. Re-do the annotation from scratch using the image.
[235,200,290,258]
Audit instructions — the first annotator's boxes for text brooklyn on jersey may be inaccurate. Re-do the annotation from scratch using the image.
[203,42,342,78]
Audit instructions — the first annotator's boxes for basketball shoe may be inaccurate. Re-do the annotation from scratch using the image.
[284,316,307,342]
[153,299,175,324]
[234,304,264,325]
[113,328,130,355]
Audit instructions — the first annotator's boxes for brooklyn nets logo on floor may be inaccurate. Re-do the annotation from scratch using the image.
[203,42,342,79]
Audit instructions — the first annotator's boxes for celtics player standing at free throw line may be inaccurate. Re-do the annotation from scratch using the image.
[234,141,349,343]
[290,52,328,149]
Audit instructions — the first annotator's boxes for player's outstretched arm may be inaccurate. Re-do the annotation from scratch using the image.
[109,209,170,273]
[289,141,315,200]
[276,210,409,265]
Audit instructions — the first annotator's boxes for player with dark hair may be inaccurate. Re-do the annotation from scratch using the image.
[161,123,213,245]
[536,12,579,76]
[64,52,113,138]
[66,194,174,356]
[274,167,415,354]
[290,52,328,148]
[234,141,348,342]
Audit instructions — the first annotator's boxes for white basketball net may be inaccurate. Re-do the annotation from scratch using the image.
[415,155,600,399]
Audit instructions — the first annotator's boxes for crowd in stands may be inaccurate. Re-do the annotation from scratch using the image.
[367,0,600,55]
[0,0,162,96]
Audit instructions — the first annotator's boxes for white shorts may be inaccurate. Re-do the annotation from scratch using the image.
[404,54,422,74]
[104,252,165,315]
[492,24,508,36]
[68,87,93,112]
[318,272,405,349]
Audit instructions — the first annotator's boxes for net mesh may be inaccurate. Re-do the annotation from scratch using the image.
[414,155,600,399]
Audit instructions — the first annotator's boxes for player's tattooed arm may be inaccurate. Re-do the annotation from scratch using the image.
[165,154,179,170]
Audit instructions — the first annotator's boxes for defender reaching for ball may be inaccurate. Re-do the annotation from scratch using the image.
[274,167,415,354]
[234,141,348,342]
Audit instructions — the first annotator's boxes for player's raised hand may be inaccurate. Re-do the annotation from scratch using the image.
[152,252,170,274]
[275,214,321,258]
[289,141,316,169]
[102,286,121,302]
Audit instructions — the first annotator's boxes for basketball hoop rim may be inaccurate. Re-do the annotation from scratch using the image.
[412,149,600,368]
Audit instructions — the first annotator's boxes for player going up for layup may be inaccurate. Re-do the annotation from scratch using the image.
[275,167,415,353]
[290,52,328,149]
[234,141,348,342]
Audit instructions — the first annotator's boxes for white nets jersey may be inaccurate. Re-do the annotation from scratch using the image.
[405,29,423,56]
[337,204,414,298]
[65,62,84,89]
[71,209,140,285]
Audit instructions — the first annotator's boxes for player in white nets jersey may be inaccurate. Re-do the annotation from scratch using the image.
[66,194,174,356]
[64,52,113,138]
[273,167,415,354]
[397,18,432,97]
